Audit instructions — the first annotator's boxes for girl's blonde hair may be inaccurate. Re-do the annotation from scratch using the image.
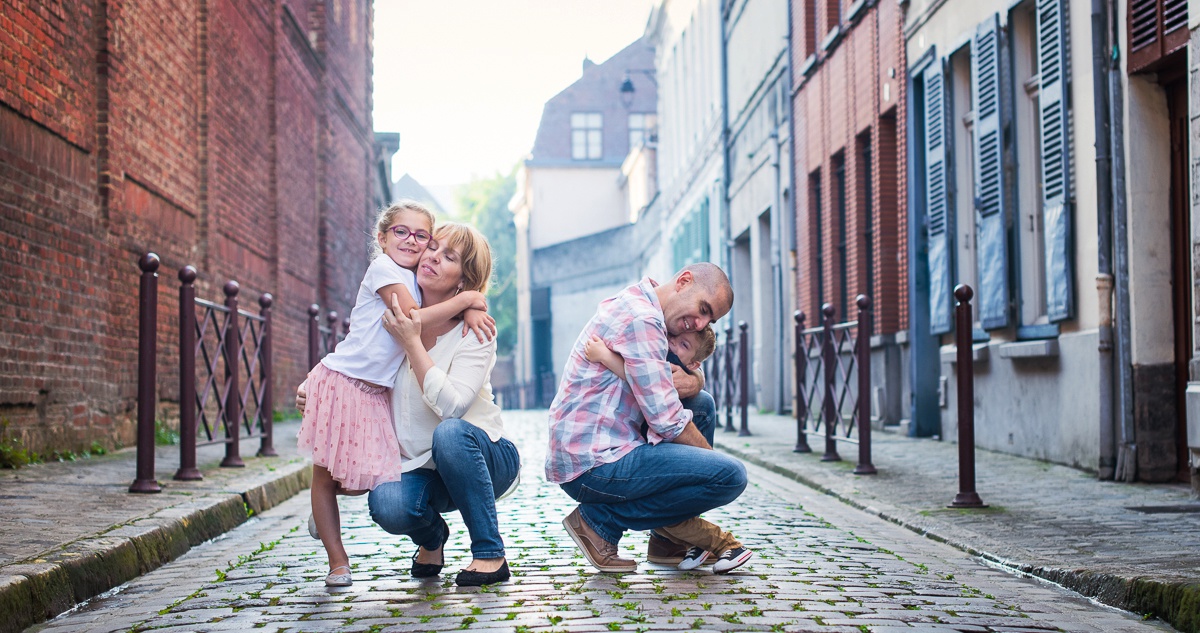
[433,221,492,295]
[370,200,436,260]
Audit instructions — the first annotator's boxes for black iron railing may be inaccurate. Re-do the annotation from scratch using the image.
[793,296,875,474]
[131,253,277,492]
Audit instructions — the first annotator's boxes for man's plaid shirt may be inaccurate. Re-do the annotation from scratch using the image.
[545,278,693,484]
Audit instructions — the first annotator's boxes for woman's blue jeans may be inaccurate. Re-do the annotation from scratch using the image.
[368,418,520,559]
[559,389,745,545]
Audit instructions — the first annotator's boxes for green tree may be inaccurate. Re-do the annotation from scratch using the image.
[456,168,518,356]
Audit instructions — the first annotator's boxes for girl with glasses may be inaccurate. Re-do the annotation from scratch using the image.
[296,201,495,587]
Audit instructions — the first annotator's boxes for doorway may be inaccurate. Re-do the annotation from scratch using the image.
[1166,76,1191,482]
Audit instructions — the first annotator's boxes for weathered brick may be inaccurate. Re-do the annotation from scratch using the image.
[0,0,376,455]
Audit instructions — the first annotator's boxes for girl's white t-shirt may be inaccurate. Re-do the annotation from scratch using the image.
[320,256,421,386]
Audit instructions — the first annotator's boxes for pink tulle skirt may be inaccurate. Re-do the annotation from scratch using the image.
[296,363,404,490]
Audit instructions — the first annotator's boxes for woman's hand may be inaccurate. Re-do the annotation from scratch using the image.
[383,294,424,350]
[295,380,308,413]
[461,308,496,342]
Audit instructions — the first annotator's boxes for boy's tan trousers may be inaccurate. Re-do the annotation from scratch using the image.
[657,517,741,553]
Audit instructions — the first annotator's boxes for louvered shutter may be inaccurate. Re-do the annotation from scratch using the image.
[1038,0,1072,321]
[1128,0,1188,73]
[971,14,1011,330]
[923,60,953,335]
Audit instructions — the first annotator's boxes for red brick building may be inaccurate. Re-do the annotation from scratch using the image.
[0,0,382,454]
[791,0,906,335]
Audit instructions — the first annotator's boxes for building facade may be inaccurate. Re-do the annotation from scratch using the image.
[791,0,908,427]
[0,0,381,454]
[510,38,659,402]
[901,0,1190,482]
[721,0,797,413]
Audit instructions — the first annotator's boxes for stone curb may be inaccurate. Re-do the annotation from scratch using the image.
[0,460,311,633]
[716,442,1200,633]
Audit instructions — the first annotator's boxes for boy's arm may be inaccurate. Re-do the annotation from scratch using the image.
[584,335,628,381]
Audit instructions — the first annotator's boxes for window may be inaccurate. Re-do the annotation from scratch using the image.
[810,170,826,311]
[672,199,710,270]
[950,46,977,319]
[628,113,657,149]
[1011,1,1048,325]
[1128,0,1188,73]
[833,152,849,319]
[856,132,875,306]
[571,113,603,160]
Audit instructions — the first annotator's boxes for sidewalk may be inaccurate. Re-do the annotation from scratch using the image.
[713,411,1200,633]
[0,421,311,633]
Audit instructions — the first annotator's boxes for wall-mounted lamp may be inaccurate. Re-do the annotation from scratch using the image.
[619,69,657,108]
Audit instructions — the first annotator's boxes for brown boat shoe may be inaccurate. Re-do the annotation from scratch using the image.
[562,507,637,573]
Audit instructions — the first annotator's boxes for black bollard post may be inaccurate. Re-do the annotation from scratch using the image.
[854,295,876,475]
[950,284,986,508]
[221,281,245,468]
[258,293,277,457]
[327,310,340,353]
[307,304,320,369]
[821,304,841,461]
[738,321,751,436]
[723,323,735,432]
[175,266,202,481]
[794,311,812,453]
[130,254,162,493]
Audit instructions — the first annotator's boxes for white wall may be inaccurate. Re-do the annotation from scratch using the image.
[1122,75,1176,366]
[527,167,628,250]
[724,0,788,118]
[550,283,631,380]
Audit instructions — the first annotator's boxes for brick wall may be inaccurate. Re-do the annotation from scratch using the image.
[791,0,906,335]
[0,0,377,455]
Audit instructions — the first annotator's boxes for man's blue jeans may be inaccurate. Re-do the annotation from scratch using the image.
[559,389,745,545]
[680,390,717,445]
[368,418,520,559]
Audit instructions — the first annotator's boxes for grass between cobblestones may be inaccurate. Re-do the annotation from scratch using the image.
[46,414,1175,633]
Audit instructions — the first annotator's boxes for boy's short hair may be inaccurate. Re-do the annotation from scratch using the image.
[693,325,717,363]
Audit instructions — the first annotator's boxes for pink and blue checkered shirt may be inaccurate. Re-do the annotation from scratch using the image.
[545,278,693,484]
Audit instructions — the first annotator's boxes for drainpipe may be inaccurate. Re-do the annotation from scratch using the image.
[720,7,734,324]
[771,129,786,413]
[1091,0,1116,480]
[1106,0,1137,482]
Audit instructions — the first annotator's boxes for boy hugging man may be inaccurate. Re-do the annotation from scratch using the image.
[584,326,753,573]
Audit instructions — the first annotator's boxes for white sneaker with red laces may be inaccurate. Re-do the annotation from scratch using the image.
[677,546,709,571]
[712,546,753,574]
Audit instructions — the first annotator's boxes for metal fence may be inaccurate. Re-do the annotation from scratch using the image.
[793,296,875,474]
[307,305,347,370]
[703,321,750,435]
[494,370,556,410]
[131,253,277,493]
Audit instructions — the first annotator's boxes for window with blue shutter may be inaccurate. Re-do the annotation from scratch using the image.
[971,14,1012,330]
[1037,0,1072,321]
[923,61,954,335]
[672,199,711,270]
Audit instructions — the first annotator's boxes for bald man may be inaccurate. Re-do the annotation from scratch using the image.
[547,264,747,573]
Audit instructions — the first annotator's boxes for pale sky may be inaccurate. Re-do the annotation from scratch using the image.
[372,0,654,206]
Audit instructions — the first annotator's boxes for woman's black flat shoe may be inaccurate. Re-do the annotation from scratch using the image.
[455,560,510,587]
[410,523,448,578]
[410,552,443,578]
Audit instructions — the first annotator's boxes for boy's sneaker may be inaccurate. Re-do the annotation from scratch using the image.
[712,547,753,574]
[677,546,710,571]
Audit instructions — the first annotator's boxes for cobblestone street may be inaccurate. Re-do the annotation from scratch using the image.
[31,411,1176,633]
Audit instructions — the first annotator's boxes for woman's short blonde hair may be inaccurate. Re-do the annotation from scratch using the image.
[433,221,492,294]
